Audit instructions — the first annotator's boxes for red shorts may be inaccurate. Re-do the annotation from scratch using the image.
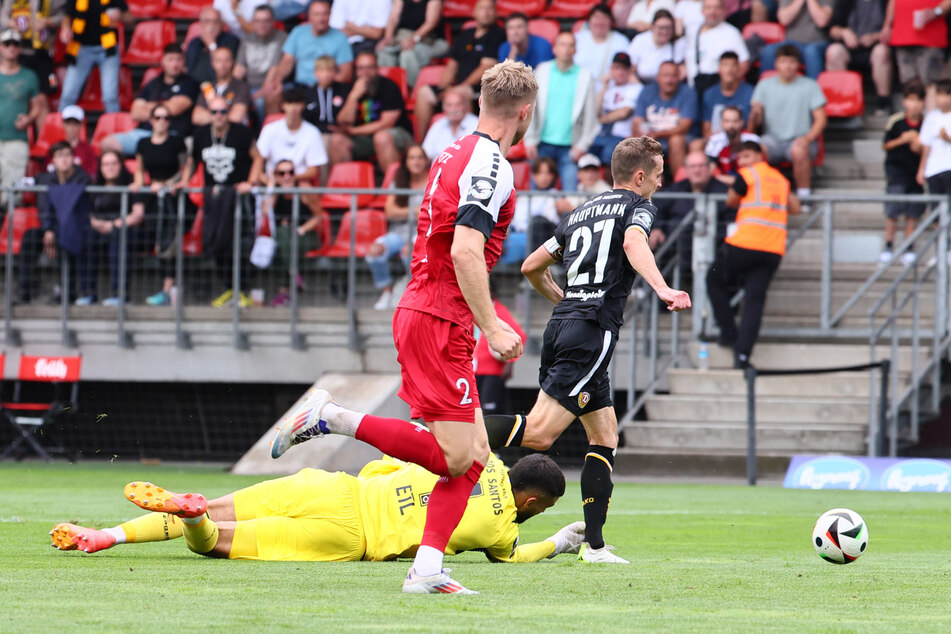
[392,307,479,423]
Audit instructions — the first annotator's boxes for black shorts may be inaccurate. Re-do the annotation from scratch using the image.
[885,181,925,219]
[539,318,617,417]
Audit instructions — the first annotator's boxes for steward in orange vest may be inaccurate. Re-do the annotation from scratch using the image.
[706,141,801,369]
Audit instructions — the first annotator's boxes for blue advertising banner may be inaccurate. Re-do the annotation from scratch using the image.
[783,455,951,492]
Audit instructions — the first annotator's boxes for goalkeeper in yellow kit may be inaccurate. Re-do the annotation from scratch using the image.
[50,454,585,565]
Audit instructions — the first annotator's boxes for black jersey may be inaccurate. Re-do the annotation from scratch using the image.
[543,188,656,333]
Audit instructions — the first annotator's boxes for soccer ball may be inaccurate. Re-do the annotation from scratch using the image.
[812,508,868,564]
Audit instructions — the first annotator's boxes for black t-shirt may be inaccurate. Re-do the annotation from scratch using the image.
[67,0,128,46]
[449,25,504,85]
[398,0,433,31]
[274,195,315,227]
[136,135,187,181]
[191,123,255,185]
[544,189,656,333]
[304,81,351,132]
[137,74,201,137]
[354,75,412,134]
[92,173,137,221]
[884,113,922,184]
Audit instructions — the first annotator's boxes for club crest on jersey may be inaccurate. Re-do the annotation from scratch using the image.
[467,176,496,203]
[578,392,591,409]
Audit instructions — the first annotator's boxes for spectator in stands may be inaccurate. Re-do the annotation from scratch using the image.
[101,44,200,157]
[882,0,949,109]
[590,52,642,167]
[651,149,729,284]
[685,0,749,98]
[258,159,324,306]
[235,5,287,122]
[1,0,61,126]
[421,87,478,161]
[215,0,257,36]
[627,10,686,84]
[78,150,146,307]
[524,31,599,191]
[632,60,697,176]
[262,0,352,106]
[192,47,253,126]
[57,0,130,114]
[881,81,925,265]
[376,0,447,88]
[251,86,328,185]
[700,50,753,139]
[750,44,826,200]
[474,279,526,415]
[368,144,428,310]
[328,51,413,172]
[502,156,560,265]
[329,0,389,55]
[19,141,92,303]
[620,0,676,33]
[574,4,630,87]
[826,0,890,114]
[499,12,553,69]
[181,95,258,308]
[304,55,351,142]
[0,29,39,197]
[46,105,97,177]
[556,153,611,212]
[187,7,240,86]
[917,80,951,220]
[412,0,503,135]
[758,0,832,79]
[674,0,705,35]
[705,104,762,185]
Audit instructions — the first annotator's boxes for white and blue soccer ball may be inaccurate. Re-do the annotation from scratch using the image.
[812,508,868,564]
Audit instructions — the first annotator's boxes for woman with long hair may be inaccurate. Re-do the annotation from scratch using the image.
[367,144,429,310]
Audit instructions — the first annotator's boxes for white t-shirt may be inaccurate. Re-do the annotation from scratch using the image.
[512,191,559,232]
[213,0,256,38]
[625,0,676,28]
[255,119,329,175]
[574,29,631,85]
[601,80,643,137]
[421,113,479,162]
[684,21,749,84]
[627,30,686,82]
[920,109,951,178]
[329,0,391,43]
[675,0,704,35]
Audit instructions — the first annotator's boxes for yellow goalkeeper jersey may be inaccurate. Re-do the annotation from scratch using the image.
[357,453,554,563]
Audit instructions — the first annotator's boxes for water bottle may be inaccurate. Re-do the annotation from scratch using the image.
[698,341,709,371]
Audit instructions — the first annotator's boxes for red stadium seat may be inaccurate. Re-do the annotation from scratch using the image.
[304,210,333,257]
[443,0,476,18]
[91,112,136,154]
[408,64,447,111]
[378,66,409,103]
[31,113,88,160]
[187,163,205,209]
[511,161,531,190]
[323,209,388,258]
[138,66,163,92]
[183,209,203,255]
[166,0,212,19]
[127,0,167,18]
[508,140,527,161]
[528,19,561,45]
[183,21,203,49]
[673,166,687,182]
[0,207,41,255]
[817,70,864,118]
[498,0,544,16]
[369,161,401,209]
[122,20,176,65]
[548,0,600,19]
[322,161,376,209]
[742,22,786,44]
[262,113,285,127]
[76,67,134,112]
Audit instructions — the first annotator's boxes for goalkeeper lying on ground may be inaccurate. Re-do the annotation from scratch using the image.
[50,453,585,563]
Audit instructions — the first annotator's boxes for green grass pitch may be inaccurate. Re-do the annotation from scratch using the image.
[2,461,951,632]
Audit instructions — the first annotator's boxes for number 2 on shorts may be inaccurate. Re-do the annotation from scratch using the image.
[456,378,472,405]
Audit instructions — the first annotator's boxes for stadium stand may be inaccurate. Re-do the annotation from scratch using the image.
[321,209,388,258]
[0,208,41,256]
[528,18,562,45]
[497,0,546,18]
[30,113,88,160]
[122,20,177,65]
[127,0,168,18]
[741,21,785,44]
[322,161,377,209]
[817,70,865,119]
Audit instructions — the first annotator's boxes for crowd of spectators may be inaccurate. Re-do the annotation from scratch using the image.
[0,0,945,307]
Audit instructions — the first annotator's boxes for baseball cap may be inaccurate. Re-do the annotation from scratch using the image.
[61,105,85,122]
[612,52,631,67]
[578,153,601,170]
[0,28,21,44]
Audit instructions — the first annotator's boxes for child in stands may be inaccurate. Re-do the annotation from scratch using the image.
[881,81,925,265]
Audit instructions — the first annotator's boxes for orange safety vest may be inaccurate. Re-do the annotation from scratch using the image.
[726,161,789,256]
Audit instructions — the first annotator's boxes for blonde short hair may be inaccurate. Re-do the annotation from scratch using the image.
[611,136,663,185]
[479,60,538,117]
[314,55,336,71]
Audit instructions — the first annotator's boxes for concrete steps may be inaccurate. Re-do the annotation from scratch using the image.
[644,394,869,424]
[626,421,867,453]
[667,368,872,397]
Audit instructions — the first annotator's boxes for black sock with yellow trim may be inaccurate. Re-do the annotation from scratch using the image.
[581,445,615,550]
[484,414,525,450]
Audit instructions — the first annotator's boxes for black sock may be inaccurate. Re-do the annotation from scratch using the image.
[581,445,615,550]
[484,414,525,450]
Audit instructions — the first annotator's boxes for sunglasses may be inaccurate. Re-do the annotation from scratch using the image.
[152,114,170,121]
[1,40,21,47]
[275,170,295,176]
[210,109,228,115]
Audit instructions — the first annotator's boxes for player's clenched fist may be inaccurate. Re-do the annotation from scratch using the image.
[486,319,523,361]
[657,288,691,312]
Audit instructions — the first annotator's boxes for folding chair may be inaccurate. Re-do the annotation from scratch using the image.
[0,355,82,461]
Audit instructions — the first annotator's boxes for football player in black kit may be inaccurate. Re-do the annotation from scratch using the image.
[484,136,691,564]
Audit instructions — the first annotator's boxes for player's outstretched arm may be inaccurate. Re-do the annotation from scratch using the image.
[486,522,586,563]
[521,244,564,305]
[623,227,691,312]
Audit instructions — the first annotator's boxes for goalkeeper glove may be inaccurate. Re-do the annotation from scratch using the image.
[546,521,586,558]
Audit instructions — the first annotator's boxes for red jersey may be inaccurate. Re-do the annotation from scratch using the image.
[704,131,762,175]
[398,132,516,330]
